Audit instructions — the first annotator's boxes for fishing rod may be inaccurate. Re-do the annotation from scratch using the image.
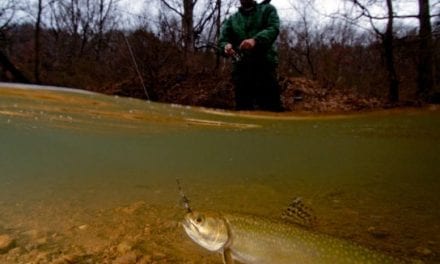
[196,42,242,62]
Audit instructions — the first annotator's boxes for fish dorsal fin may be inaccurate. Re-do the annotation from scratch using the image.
[281,197,317,228]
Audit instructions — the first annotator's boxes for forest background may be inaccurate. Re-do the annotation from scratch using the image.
[0,0,439,112]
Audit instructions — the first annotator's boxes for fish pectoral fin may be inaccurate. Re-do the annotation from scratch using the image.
[281,197,317,228]
[222,248,234,264]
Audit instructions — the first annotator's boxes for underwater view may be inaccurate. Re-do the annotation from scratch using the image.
[0,83,439,263]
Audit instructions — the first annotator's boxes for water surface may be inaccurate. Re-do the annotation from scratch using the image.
[0,83,439,263]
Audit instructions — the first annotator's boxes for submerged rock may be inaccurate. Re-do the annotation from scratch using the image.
[113,251,138,264]
[78,224,89,230]
[52,253,93,264]
[116,241,133,254]
[22,229,40,239]
[34,251,50,263]
[152,251,167,260]
[367,226,390,239]
[414,246,433,257]
[0,234,15,253]
[119,201,147,215]
[137,255,152,264]
[52,255,74,264]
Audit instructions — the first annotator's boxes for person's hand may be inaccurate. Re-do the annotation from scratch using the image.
[239,38,256,50]
[224,43,236,56]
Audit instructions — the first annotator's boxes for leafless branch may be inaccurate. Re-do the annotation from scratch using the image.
[159,0,183,16]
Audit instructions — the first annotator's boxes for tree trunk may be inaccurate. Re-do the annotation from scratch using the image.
[34,0,43,84]
[0,50,30,83]
[215,0,221,69]
[182,0,195,54]
[417,0,433,101]
[384,0,399,103]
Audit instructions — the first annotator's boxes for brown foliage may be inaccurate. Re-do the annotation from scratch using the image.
[280,77,385,112]
[1,7,439,111]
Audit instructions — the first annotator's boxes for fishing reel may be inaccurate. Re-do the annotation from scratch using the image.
[232,52,242,62]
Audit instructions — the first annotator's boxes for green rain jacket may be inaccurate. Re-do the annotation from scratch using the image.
[218,1,280,65]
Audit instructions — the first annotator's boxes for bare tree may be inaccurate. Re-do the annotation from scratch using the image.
[34,0,43,83]
[383,0,399,102]
[157,11,181,44]
[345,0,399,102]
[159,0,195,53]
[48,0,88,56]
[0,0,16,31]
[92,0,119,59]
[0,0,30,83]
[343,0,439,102]
[159,0,219,53]
[417,0,434,100]
[285,0,319,79]
[214,0,221,68]
[47,0,119,59]
[0,49,30,83]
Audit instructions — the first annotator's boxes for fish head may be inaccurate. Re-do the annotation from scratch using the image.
[182,211,230,252]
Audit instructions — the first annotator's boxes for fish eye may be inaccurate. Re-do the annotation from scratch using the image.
[195,215,204,223]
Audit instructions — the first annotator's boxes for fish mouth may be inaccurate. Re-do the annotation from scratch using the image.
[182,218,191,230]
[181,216,197,233]
[182,215,197,233]
[182,216,205,247]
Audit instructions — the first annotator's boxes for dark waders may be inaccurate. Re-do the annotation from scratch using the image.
[232,59,283,112]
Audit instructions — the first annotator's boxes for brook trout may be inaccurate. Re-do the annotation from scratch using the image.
[182,210,404,264]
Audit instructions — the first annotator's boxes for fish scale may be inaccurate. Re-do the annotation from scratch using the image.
[183,211,405,264]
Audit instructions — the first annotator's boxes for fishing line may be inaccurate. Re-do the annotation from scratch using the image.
[123,34,150,100]
[176,178,192,213]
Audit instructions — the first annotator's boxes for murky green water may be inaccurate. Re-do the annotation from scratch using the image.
[0,83,439,263]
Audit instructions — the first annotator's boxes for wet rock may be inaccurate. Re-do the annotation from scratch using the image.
[120,201,147,215]
[34,251,50,263]
[0,234,15,253]
[24,235,49,251]
[22,229,49,248]
[78,224,89,230]
[52,256,72,264]
[143,225,151,236]
[427,240,436,246]
[367,226,390,239]
[137,255,152,264]
[7,246,22,256]
[52,254,85,264]
[414,246,433,257]
[113,251,138,264]
[410,260,425,264]
[35,236,48,246]
[117,241,133,254]
[153,251,167,260]
[22,229,40,240]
